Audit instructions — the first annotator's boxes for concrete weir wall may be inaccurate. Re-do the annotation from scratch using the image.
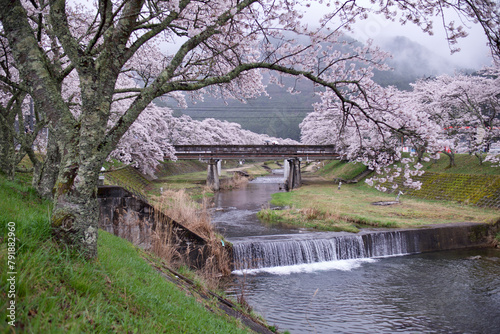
[362,222,499,255]
[97,186,209,268]
[409,222,499,253]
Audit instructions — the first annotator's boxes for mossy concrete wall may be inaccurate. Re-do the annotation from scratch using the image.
[97,186,210,268]
[397,222,498,253]
[391,172,500,209]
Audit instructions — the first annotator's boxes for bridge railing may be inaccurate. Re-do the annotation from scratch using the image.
[172,145,339,160]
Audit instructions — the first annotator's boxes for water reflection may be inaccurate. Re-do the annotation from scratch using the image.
[229,248,500,334]
[211,173,303,238]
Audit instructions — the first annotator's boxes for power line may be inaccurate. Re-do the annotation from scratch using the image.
[172,109,313,112]
[186,116,307,119]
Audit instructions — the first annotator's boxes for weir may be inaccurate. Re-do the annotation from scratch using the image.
[231,223,497,270]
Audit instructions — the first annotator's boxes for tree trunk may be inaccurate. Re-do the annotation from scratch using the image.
[33,129,61,199]
[415,145,426,163]
[441,151,456,169]
[50,90,111,258]
[51,152,101,259]
[52,193,100,258]
[0,120,16,179]
[474,151,485,165]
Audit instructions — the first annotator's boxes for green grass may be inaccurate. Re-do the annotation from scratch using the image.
[235,162,274,177]
[155,160,207,178]
[263,161,282,170]
[311,154,499,182]
[421,153,500,175]
[0,175,253,333]
[257,207,361,232]
[313,160,367,180]
[259,182,500,232]
[105,165,152,195]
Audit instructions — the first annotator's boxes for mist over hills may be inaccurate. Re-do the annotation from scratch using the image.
[167,36,468,141]
[372,36,467,90]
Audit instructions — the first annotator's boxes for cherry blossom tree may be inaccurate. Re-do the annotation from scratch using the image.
[370,0,500,61]
[411,68,500,166]
[110,103,296,176]
[1,0,498,258]
[300,84,443,190]
[0,0,389,257]
[163,113,297,146]
[0,34,59,192]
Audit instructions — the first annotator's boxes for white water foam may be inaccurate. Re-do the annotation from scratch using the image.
[232,258,377,276]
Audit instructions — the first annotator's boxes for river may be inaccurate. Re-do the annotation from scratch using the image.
[211,171,500,334]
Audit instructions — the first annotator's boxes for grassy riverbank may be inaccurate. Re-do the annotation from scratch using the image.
[0,175,265,333]
[308,154,500,181]
[258,182,500,233]
[259,157,500,233]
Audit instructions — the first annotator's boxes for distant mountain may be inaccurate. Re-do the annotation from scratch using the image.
[372,36,469,90]
[164,76,318,141]
[165,35,470,140]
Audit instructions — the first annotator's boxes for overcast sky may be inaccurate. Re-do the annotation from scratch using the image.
[300,3,493,71]
[351,15,492,70]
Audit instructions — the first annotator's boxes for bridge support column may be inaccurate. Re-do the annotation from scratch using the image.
[217,160,222,177]
[284,158,301,191]
[207,159,220,191]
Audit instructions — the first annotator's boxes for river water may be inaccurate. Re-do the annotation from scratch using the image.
[211,172,500,334]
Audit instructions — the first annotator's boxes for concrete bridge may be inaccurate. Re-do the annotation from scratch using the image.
[173,145,339,191]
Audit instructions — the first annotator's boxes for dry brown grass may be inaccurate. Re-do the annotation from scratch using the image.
[151,189,232,287]
[150,215,183,265]
[220,172,249,190]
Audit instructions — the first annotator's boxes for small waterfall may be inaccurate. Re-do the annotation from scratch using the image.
[363,231,418,258]
[232,231,419,270]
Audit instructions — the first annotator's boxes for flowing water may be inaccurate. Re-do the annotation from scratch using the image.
[211,172,300,238]
[228,248,500,334]
[211,171,500,334]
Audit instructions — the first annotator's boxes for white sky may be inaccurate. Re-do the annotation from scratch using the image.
[300,3,493,71]
[351,15,492,70]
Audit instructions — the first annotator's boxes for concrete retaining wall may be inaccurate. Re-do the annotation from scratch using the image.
[97,186,209,268]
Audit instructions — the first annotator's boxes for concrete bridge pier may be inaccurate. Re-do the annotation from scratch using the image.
[284,158,301,191]
[207,159,221,191]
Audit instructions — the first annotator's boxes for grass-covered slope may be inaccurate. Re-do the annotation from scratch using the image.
[260,182,499,232]
[0,175,253,333]
[259,156,500,233]
[308,155,500,208]
[420,154,500,176]
[311,154,500,181]
[312,160,368,180]
[391,172,500,207]
[104,164,153,198]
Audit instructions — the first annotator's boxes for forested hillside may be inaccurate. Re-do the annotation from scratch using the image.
[162,36,466,141]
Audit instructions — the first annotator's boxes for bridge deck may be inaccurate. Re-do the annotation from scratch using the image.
[173,145,339,160]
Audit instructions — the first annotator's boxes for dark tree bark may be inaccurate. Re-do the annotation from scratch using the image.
[0,113,16,178]
[441,150,457,169]
[0,0,100,258]
[32,128,60,198]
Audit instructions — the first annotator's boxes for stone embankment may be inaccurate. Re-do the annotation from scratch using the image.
[383,172,500,209]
